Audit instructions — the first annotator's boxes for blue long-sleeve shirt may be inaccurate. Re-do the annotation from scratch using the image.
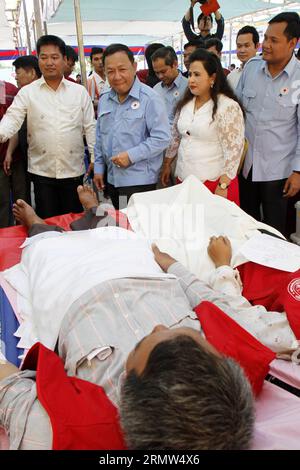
[154,72,188,126]
[236,55,300,181]
[94,77,171,187]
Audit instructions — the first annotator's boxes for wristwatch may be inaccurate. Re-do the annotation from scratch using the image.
[218,181,229,190]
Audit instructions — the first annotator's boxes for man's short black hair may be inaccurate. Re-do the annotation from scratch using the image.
[184,39,205,49]
[103,43,134,66]
[121,335,254,450]
[205,37,223,53]
[145,43,164,69]
[36,35,66,57]
[90,47,104,61]
[65,45,78,63]
[12,55,41,77]
[197,12,213,25]
[237,25,260,46]
[269,12,300,41]
[151,46,178,66]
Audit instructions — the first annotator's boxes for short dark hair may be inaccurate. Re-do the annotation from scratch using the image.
[102,43,134,66]
[205,38,223,53]
[237,25,260,46]
[36,35,66,57]
[151,46,178,66]
[12,55,41,77]
[120,335,254,450]
[65,45,78,63]
[269,12,300,41]
[197,13,213,26]
[145,43,164,69]
[90,47,104,61]
[184,39,205,50]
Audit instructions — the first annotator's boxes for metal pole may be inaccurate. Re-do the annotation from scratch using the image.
[18,25,24,53]
[180,34,183,71]
[22,0,32,54]
[229,21,233,68]
[33,0,43,41]
[74,0,87,89]
[40,0,48,34]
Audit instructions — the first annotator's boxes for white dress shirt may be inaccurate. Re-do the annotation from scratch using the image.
[0,76,96,179]
[87,71,106,102]
[227,68,243,90]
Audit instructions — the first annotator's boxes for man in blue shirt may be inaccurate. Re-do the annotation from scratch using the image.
[93,44,171,209]
[152,46,188,126]
[236,12,300,235]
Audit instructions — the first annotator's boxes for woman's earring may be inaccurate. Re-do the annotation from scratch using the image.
[211,82,214,88]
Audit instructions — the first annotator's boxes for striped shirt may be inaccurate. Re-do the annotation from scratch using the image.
[1,262,295,449]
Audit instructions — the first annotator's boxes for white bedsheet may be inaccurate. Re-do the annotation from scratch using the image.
[127,175,283,283]
[3,226,174,350]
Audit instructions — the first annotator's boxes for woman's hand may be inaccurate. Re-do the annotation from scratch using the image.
[214,186,228,199]
[161,164,172,187]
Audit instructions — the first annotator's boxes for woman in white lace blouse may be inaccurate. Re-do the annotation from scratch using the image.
[161,49,245,205]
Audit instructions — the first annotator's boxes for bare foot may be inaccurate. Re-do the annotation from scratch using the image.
[77,185,98,210]
[12,200,45,229]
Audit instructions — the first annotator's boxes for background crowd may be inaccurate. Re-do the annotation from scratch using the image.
[0,3,300,238]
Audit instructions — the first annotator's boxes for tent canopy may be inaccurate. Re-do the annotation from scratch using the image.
[49,0,288,22]
[46,0,299,46]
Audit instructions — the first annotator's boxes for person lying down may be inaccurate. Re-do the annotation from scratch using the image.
[0,186,297,450]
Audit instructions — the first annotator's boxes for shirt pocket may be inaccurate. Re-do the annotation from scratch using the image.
[65,341,115,377]
[242,88,257,112]
[121,108,146,136]
[275,95,295,120]
[98,110,113,135]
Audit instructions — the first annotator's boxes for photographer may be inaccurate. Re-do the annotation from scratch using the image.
[182,0,224,42]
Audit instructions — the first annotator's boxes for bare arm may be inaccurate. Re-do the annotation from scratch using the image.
[184,0,198,21]
[3,133,19,175]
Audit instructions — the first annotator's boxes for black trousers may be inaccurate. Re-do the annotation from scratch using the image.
[30,174,84,219]
[239,170,288,235]
[106,182,157,210]
[28,206,119,237]
[0,160,30,228]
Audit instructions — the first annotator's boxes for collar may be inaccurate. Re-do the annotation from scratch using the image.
[39,75,68,89]
[109,76,141,103]
[262,53,297,78]
[92,71,106,83]
[161,71,182,89]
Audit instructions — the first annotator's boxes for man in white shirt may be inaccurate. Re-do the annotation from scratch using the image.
[0,35,96,219]
[87,47,106,116]
[228,26,260,90]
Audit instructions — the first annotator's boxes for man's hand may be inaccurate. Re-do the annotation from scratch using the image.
[283,172,300,198]
[111,152,131,169]
[93,173,105,190]
[161,163,172,187]
[152,244,177,272]
[207,236,232,268]
[86,162,94,176]
[3,153,12,176]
